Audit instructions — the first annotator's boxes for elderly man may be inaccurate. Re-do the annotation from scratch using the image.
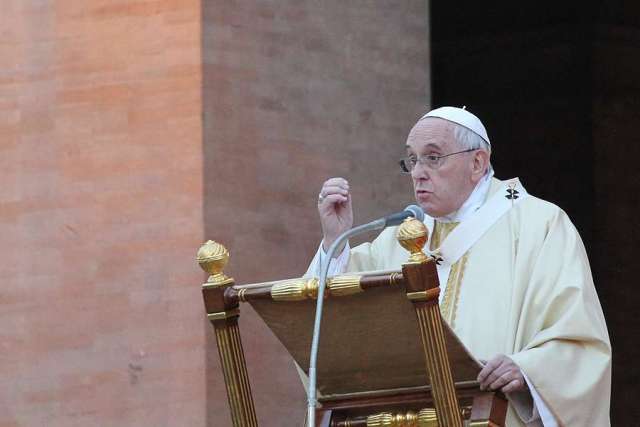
[306,107,611,426]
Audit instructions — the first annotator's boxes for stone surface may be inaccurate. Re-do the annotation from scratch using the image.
[0,1,205,426]
[201,2,430,425]
[13,1,638,425]
[2,1,431,426]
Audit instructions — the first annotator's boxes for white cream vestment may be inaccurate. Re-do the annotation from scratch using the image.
[305,177,611,427]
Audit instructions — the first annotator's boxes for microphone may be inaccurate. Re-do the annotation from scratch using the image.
[383,204,424,227]
[306,204,424,426]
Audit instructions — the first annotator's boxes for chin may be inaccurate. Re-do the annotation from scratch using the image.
[417,202,449,219]
[416,194,447,218]
[417,202,438,218]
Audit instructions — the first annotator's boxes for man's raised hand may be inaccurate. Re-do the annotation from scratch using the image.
[317,177,353,251]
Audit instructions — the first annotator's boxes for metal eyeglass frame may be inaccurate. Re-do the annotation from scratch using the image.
[399,148,478,173]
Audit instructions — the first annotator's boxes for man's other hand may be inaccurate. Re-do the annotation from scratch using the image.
[318,177,353,251]
[477,354,527,393]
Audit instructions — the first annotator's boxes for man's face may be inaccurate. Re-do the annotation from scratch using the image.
[406,118,478,218]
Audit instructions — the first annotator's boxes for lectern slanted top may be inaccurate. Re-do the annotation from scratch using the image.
[248,273,481,398]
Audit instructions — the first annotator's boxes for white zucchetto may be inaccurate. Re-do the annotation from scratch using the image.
[421,106,490,145]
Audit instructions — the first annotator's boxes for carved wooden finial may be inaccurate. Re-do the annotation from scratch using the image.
[396,217,430,264]
[196,240,233,286]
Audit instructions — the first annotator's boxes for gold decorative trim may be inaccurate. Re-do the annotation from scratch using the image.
[208,308,240,321]
[397,217,431,264]
[414,303,463,426]
[271,278,319,301]
[407,291,428,301]
[407,288,440,302]
[327,275,362,296]
[440,253,468,328]
[197,240,234,287]
[238,288,248,302]
[214,321,258,426]
[366,408,437,427]
[429,221,469,328]
[429,222,456,251]
[367,411,416,427]
[389,272,403,286]
[408,251,430,264]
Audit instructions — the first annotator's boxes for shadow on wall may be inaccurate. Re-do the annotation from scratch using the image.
[201,1,430,425]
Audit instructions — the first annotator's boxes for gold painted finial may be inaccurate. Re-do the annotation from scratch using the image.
[367,408,437,426]
[396,217,430,264]
[197,240,233,286]
[271,278,319,301]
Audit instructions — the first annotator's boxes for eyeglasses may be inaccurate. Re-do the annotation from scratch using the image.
[399,148,478,173]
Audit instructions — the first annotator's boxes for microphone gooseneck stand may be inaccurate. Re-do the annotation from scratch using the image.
[306,205,424,427]
[306,219,385,427]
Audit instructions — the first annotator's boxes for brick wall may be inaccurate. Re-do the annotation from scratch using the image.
[0,1,205,426]
[1,1,432,426]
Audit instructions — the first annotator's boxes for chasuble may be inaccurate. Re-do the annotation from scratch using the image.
[306,178,611,427]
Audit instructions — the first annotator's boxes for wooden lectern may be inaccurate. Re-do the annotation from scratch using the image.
[197,218,507,426]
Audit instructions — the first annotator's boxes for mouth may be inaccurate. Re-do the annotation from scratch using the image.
[415,189,432,200]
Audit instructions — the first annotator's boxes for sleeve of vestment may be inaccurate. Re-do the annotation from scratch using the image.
[303,241,351,278]
[304,226,400,277]
[508,209,611,426]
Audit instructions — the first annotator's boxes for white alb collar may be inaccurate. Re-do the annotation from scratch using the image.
[435,167,494,223]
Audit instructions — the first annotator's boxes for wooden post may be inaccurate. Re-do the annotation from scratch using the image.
[468,392,508,427]
[397,218,463,427]
[197,240,258,427]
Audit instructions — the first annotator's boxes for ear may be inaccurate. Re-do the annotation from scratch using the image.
[470,150,490,183]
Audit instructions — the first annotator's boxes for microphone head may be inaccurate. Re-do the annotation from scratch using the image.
[404,204,425,222]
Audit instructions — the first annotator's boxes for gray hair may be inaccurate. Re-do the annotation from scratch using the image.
[453,124,491,154]
[453,123,493,174]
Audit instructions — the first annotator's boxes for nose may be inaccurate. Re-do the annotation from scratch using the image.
[411,162,430,181]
